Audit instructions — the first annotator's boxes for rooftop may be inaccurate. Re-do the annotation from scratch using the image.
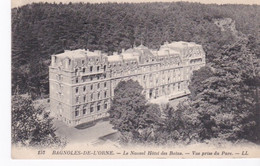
[166,41,200,48]
[53,41,201,61]
[107,55,122,62]
[54,49,86,59]
[54,49,101,59]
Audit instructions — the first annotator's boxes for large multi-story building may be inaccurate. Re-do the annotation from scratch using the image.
[49,41,206,126]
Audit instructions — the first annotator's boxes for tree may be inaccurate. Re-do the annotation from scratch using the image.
[108,80,161,143]
[189,66,214,98]
[11,94,65,147]
[181,39,260,142]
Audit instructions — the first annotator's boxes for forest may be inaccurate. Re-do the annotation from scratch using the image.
[11,2,260,145]
[12,2,260,98]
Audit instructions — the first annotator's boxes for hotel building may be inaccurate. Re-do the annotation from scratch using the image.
[49,41,206,126]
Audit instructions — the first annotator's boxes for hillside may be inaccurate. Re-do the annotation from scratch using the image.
[11,2,260,98]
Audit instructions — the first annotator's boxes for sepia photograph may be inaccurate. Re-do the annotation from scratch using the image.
[9,0,260,159]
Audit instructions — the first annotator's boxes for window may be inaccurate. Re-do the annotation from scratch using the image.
[97,66,100,72]
[104,103,107,109]
[104,91,107,98]
[97,75,100,80]
[76,96,79,103]
[82,60,85,64]
[104,82,107,87]
[98,92,100,99]
[90,106,94,113]
[76,87,78,93]
[83,95,86,102]
[104,65,106,71]
[90,66,93,72]
[97,105,100,111]
[91,94,93,101]
[83,108,86,115]
[91,85,93,90]
[76,78,78,83]
[90,77,93,81]
[75,111,79,117]
[83,68,85,73]
[97,83,100,89]
[75,69,78,73]
[83,86,86,91]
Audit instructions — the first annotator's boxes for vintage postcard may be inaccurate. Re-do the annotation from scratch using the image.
[11,0,260,159]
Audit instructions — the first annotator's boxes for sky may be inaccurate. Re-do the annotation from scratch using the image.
[12,0,260,8]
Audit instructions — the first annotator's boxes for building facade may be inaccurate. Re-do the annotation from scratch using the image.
[49,41,206,126]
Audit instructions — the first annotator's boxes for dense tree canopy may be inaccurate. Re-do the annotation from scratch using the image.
[12,94,65,147]
[108,80,161,143]
[11,2,260,145]
[11,2,260,98]
[173,38,260,143]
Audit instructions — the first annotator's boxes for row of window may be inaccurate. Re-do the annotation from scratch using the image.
[75,65,106,74]
[77,57,102,66]
[75,103,108,117]
[75,82,107,93]
[75,91,108,103]
[75,74,107,83]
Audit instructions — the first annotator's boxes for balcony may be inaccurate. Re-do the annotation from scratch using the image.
[80,70,104,76]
